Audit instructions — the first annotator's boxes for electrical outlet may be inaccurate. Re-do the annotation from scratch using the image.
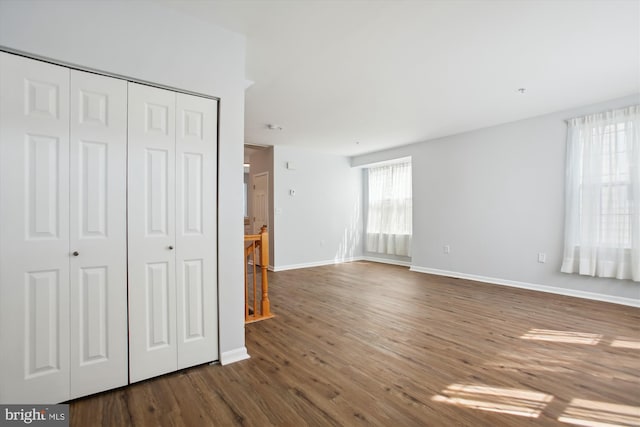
[538,252,546,263]
[443,245,451,254]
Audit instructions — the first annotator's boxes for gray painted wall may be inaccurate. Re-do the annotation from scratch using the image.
[353,94,640,304]
[274,146,363,270]
[0,0,248,360]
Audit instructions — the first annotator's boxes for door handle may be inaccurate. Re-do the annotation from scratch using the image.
[168,245,174,250]
[72,251,79,256]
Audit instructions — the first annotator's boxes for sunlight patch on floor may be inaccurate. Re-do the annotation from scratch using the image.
[431,383,553,418]
[558,398,640,427]
[520,329,602,345]
[610,337,640,350]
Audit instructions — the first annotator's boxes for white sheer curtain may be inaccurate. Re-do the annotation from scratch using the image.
[366,161,412,256]
[561,105,639,282]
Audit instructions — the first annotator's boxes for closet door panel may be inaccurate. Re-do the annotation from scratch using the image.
[175,94,218,369]
[0,52,70,403]
[128,83,177,383]
[69,70,128,399]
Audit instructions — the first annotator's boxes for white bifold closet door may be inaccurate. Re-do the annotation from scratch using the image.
[68,69,128,399]
[0,52,71,404]
[0,52,128,403]
[128,83,217,383]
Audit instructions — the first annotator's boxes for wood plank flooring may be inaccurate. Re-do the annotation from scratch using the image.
[70,261,640,426]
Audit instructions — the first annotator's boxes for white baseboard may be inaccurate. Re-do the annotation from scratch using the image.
[219,347,250,365]
[362,256,412,267]
[272,256,409,271]
[410,266,640,308]
[267,258,638,308]
[272,256,364,272]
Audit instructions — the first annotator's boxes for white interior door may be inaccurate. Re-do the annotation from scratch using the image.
[175,93,218,369]
[128,83,177,383]
[69,69,128,398]
[0,52,71,403]
[252,173,269,234]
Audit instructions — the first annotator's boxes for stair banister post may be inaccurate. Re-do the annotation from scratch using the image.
[259,226,271,316]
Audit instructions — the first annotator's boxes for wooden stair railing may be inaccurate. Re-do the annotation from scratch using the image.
[244,225,274,323]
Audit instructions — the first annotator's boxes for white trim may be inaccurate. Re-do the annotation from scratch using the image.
[362,256,412,267]
[0,47,219,101]
[273,257,364,272]
[272,257,410,271]
[219,347,250,365]
[409,266,640,308]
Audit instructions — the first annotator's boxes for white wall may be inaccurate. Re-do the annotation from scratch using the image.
[0,0,248,362]
[353,94,640,306]
[273,146,363,270]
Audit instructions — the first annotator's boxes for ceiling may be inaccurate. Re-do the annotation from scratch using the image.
[158,0,639,157]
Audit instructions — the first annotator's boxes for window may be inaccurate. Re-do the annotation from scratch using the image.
[365,160,412,256]
[599,123,632,248]
[561,105,639,282]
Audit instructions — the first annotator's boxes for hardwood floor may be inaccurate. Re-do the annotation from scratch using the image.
[70,262,640,426]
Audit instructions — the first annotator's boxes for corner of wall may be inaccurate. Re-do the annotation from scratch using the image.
[220,347,251,365]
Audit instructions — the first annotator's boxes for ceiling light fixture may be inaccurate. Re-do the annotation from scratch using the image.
[267,124,283,131]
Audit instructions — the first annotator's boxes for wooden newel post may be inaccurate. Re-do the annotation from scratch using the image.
[259,225,271,316]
